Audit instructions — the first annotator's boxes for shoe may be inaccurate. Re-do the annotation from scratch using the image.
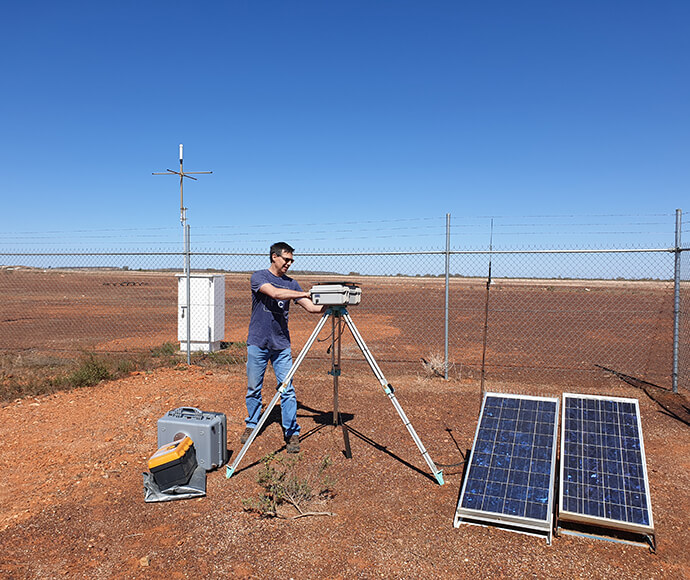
[240,427,254,444]
[286,434,300,454]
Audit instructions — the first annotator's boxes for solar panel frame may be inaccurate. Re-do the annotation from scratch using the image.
[559,393,655,536]
[454,392,560,543]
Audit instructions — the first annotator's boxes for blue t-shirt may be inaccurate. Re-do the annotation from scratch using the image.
[247,269,303,350]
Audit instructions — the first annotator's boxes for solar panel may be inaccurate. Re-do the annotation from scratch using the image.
[559,394,654,539]
[454,393,560,543]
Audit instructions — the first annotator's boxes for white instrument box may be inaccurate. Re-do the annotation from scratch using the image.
[310,282,361,306]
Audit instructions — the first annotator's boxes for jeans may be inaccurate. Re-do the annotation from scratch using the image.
[245,345,300,437]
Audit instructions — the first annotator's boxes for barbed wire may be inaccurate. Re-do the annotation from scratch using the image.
[0,212,682,250]
[0,212,678,235]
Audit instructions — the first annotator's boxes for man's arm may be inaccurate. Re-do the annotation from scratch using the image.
[258,283,309,301]
[258,283,325,313]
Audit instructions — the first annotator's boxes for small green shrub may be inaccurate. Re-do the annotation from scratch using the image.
[243,453,335,519]
[61,354,112,389]
[151,342,178,358]
[116,359,136,374]
[205,342,247,366]
[189,342,248,369]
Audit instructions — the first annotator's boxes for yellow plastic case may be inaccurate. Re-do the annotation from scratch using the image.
[148,436,198,489]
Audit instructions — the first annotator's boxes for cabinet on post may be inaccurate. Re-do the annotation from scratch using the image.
[177,274,225,352]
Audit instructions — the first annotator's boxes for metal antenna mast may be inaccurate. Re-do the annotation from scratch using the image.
[152,145,212,364]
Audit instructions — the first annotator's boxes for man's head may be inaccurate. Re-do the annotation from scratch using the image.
[270,242,295,275]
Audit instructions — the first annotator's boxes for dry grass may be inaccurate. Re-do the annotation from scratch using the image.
[417,352,461,383]
[0,341,250,404]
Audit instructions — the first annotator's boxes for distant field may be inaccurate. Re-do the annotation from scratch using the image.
[0,268,679,390]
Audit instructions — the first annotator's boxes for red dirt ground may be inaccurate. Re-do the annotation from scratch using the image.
[1,360,689,579]
[1,269,688,578]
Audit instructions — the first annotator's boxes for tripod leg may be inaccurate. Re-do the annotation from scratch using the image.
[332,315,340,427]
[341,311,445,485]
[226,310,331,479]
[330,314,352,458]
[340,415,352,459]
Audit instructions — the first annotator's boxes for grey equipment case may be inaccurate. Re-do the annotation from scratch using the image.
[157,407,228,470]
[310,282,361,306]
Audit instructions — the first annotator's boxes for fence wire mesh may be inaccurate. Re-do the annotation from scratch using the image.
[680,247,690,392]
[0,244,686,395]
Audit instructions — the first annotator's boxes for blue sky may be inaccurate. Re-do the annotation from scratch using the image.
[2,1,688,251]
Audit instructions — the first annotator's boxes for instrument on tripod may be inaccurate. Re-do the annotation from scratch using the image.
[226,283,444,485]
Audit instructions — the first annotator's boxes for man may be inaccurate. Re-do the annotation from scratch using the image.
[242,242,324,453]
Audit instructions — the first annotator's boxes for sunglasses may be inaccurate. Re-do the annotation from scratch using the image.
[278,255,294,265]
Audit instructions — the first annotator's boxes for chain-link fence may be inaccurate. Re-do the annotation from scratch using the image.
[1,244,687,394]
[679,246,690,392]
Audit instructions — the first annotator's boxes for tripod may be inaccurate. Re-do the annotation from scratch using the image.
[226,305,445,485]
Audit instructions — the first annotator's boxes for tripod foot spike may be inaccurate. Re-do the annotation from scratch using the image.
[226,464,235,479]
[434,470,445,486]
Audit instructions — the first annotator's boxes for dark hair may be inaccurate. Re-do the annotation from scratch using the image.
[270,242,295,262]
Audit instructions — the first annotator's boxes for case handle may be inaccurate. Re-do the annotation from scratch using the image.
[174,406,203,416]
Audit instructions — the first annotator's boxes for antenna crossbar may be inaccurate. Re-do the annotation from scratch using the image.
[152,144,212,224]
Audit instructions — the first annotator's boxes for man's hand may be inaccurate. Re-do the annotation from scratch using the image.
[296,296,326,313]
[259,283,324,313]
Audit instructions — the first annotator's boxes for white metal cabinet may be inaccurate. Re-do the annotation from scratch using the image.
[177,274,225,352]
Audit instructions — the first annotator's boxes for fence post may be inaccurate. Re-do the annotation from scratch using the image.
[445,213,451,380]
[672,208,682,393]
[185,223,192,365]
